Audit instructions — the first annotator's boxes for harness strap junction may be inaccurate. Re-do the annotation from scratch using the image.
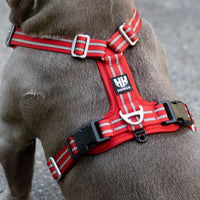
[6,8,197,182]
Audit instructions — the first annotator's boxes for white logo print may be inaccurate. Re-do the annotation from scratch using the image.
[111,74,133,94]
[113,76,128,88]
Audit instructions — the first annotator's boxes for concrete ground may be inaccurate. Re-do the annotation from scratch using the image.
[0,0,199,199]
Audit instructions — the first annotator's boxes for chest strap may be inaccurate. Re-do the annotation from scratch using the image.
[6,8,197,181]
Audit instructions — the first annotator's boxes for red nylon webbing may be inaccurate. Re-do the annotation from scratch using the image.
[6,8,196,181]
[90,51,180,154]
[10,29,107,58]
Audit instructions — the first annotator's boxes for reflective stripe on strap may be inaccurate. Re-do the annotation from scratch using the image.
[184,105,197,132]
[9,8,141,57]
[47,137,78,181]
[96,53,172,138]
[98,104,170,138]
[10,29,107,58]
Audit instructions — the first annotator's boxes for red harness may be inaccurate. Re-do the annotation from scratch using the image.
[6,8,197,181]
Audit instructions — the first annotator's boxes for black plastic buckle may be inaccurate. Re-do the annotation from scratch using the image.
[134,129,147,143]
[6,25,16,47]
[159,101,193,126]
[66,119,111,160]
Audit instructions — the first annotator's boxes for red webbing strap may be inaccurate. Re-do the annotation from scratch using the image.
[184,105,197,132]
[45,8,195,180]
[89,50,180,154]
[9,29,107,58]
[9,8,141,57]
[47,137,78,181]
[46,50,195,179]
[7,8,196,181]
[189,114,197,132]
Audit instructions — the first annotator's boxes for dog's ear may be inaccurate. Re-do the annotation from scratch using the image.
[6,0,46,26]
[6,0,35,25]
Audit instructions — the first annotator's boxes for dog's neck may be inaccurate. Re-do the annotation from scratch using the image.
[8,0,179,103]
[14,0,135,40]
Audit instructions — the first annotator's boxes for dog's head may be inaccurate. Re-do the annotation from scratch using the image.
[7,0,135,38]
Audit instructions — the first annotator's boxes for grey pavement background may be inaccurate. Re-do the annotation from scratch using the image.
[0,0,199,199]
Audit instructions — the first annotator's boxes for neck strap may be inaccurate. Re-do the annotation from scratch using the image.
[7,9,141,58]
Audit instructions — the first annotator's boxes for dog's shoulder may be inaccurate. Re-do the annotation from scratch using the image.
[0,48,49,123]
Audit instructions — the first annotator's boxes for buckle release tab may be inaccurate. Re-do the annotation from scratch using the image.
[66,120,111,160]
[160,101,193,126]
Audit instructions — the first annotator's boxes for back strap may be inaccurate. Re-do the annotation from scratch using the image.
[47,52,195,181]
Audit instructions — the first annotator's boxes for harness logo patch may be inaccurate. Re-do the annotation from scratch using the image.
[111,74,133,95]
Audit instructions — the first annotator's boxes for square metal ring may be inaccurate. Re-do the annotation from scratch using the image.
[119,23,138,46]
[71,34,90,58]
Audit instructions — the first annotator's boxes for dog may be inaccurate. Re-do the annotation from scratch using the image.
[0,0,200,200]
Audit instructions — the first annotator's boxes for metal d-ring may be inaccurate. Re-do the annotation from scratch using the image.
[119,105,144,125]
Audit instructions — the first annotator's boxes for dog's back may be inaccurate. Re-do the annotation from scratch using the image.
[0,1,200,200]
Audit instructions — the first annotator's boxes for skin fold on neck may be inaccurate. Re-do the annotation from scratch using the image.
[9,0,135,40]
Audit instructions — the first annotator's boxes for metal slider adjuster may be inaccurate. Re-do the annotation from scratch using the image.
[71,34,90,58]
[5,25,16,47]
[119,23,138,46]
[159,101,193,126]
[66,119,111,160]
[48,157,62,181]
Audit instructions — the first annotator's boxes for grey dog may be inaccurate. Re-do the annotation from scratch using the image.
[0,0,200,200]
